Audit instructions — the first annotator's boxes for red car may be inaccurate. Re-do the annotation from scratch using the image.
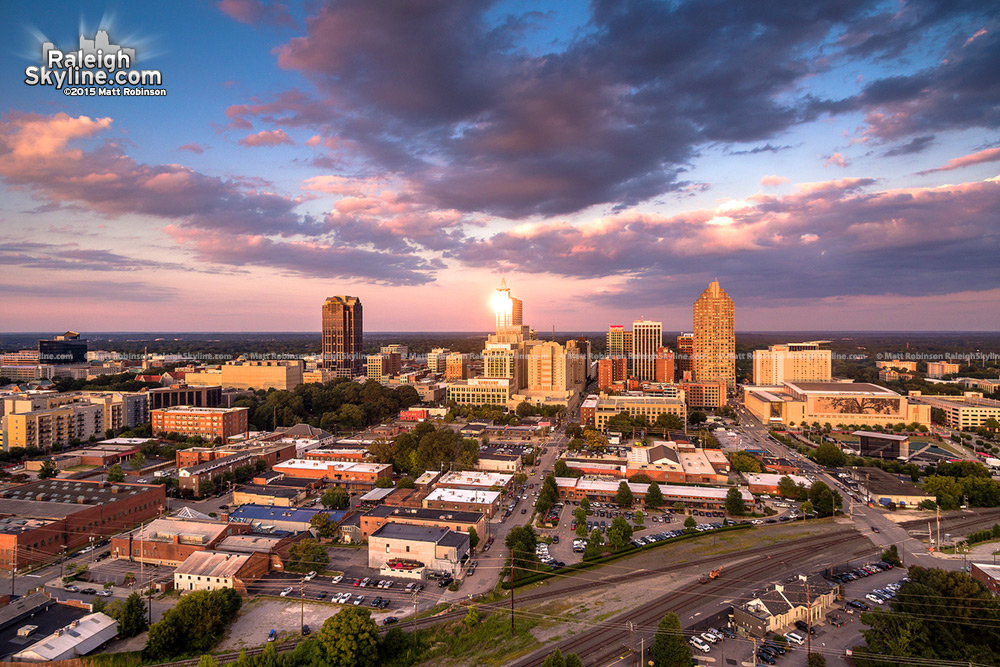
[353,578,362,586]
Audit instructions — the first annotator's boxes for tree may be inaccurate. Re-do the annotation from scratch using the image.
[130,452,147,471]
[198,655,219,667]
[806,654,827,667]
[287,538,329,572]
[881,544,903,567]
[542,648,566,667]
[634,509,645,526]
[688,410,707,425]
[310,512,339,539]
[584,528,604,560]
[673,501,686,513]
[37,460,58,479]
[580,497,591,513]
[813,441,847,467]
[777,475,800,499]
[316,607,380,667]
[554,459,571,477]
[650,612,692,667]
[615,481,634,508]
[808,481,837,516]
[730,451,762,473]
[468,526,480,550]
[322,486,350,509]
[566,423,584,439]
[463,605,480,627]
[506,525,539,577]
[683,515,696,532]
[375,477,393,488]
[565,654,583,667]
[119,592,148,637]
[725,487,747,516]
[801,500,814,516]
[608,516,634,551]
[143,588,241,660]
[646,481,664,509]
[654,413,684,431]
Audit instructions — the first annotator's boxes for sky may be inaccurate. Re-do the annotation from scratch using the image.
[1,0,999,334]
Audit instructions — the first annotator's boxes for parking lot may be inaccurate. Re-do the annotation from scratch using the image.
[712,563,908,667]
[244,569,447,617]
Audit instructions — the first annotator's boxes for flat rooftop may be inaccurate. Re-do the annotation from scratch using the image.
[853,431,909,441]
[370,523,469,546]
[153,406,245,414]
[122,517,230,545]
[437,471,513,487]
[367,505,482,523]
[424,487,501,504]
[0,480,159,519]
[787,382,896,395]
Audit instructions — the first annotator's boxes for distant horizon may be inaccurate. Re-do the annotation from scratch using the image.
[3,329,1000,336]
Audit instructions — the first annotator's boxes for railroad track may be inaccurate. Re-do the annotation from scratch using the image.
[507,531,872,667]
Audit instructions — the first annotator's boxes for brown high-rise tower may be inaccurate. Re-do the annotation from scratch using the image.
[692,281,735,389]
[321,296,363,378]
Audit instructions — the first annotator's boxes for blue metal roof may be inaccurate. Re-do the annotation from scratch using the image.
[228,504,347,525]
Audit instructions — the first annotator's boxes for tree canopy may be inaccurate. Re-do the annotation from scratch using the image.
[650,612,692,667]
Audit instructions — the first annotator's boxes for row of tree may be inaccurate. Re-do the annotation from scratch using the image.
[367,421,479,477]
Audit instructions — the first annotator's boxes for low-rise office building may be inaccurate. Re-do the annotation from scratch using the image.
[909,392,1000,430]
[173,550,269,594]
[743,381,931,428]
[227,505,347,533]
[359,505,486,542]
[742,472,811,495]
[853,431,910,459]
[368,523,470,577]
[184,360,304,391]
[232,485,304,507]
[591,393,687,431]
[110,516,248,566]
[476,453,523,473]
[12,612,118,662]
[271,459,392,491]
[733,574,838,637]
[435,470,514,495]
[554,477,753,510]
[0,480,166,570]
[446,377,512,407]
[422,487,501,518]
[146,384,222,410]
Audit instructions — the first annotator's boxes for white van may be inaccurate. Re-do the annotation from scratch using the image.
[784,631,805,645]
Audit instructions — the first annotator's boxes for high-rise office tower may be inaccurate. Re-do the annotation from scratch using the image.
[675,333,693,381]
[427,348,451,374]
[692,281,735,389]
[631,319,662,381]
[511,296,523,326]
[753,342,832,384]
[321,296,363,378]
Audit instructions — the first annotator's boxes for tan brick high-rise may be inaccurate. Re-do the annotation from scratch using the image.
[693,281,735,389]
[321,296,363,378]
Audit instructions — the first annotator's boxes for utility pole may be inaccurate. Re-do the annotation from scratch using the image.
[300,577,305,635]
[10,550,16,598]
[411,589,418,651]
[627,621,635,667]
[806,580,812,658]
[510,552,515,632]
[936,506,941,549]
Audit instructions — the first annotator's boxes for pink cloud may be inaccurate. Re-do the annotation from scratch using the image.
[238,129,293,147]
[964,28,987,47]
[760,175,789,187]
[824,152,849,168]
[178,143,208,154]
[917,147,1000,175]
[216,0,294,28]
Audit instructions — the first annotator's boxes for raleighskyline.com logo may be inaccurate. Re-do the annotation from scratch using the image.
[24,29,165,96]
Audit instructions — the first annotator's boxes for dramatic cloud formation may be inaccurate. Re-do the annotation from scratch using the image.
[0,240,180,272]
[0,112,438,285]
[917,147,1000,174]
[450,176,1000,305]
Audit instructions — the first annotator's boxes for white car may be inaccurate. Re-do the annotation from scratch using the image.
[304,571,316,581]
[689,637,711,652]
[354,595,365,606]
[331,575,343,584]
[280,587,294,597]
[700,632,718,644]
[340,593,351,604]
[866,593,885,604]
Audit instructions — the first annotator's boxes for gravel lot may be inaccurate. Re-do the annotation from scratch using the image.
[218,598,345,651]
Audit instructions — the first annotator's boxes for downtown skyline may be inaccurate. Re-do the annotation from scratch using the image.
[2,1,1000,333]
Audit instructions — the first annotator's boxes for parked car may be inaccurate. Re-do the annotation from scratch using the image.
[354,595,365,606]
[96,590,112,597]
[383,617,399,625]
[267,629,276,642]
[689,637,711,653]
[331,575,343,584]
[304,571,316,581]
[316,591,327,600]
[280,587,293,597]
[301,624,310,636]
[64,585,80,592]
[81,588,97,595]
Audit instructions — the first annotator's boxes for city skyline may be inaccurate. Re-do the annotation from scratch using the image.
[2,2,1000,332]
